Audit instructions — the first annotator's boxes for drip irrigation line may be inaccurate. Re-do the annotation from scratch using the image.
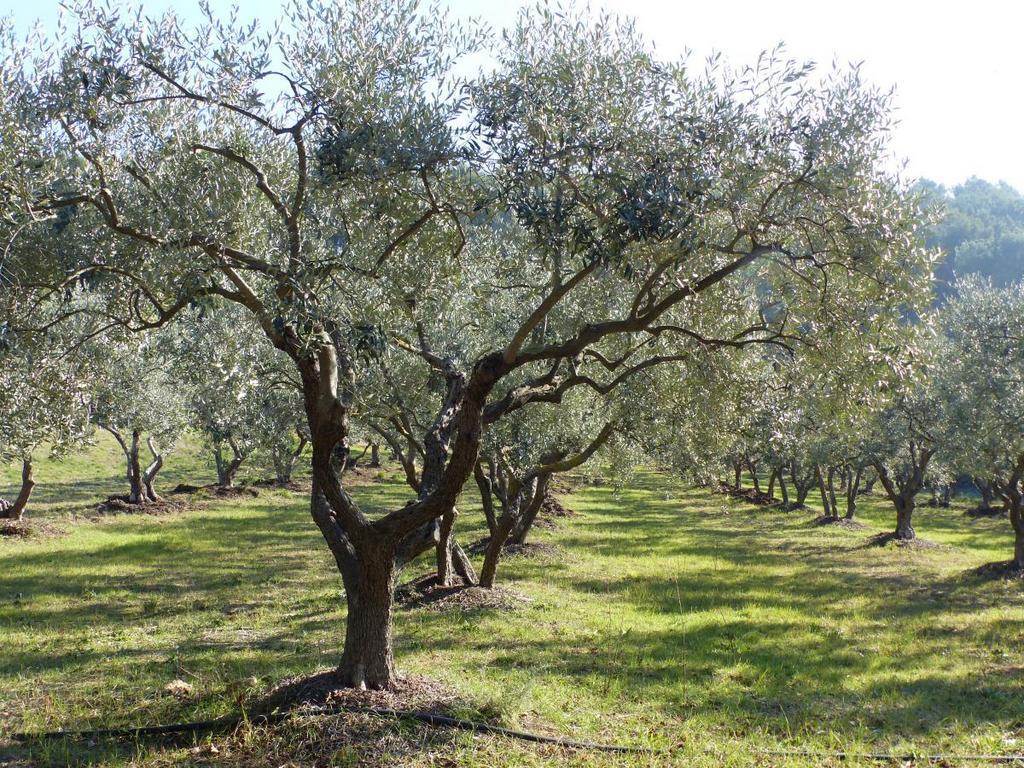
[8,705,1024,763]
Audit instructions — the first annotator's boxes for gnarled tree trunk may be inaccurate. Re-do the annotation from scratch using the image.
[845,466,863,520]
[0,458,35,520]
[214,438,245,488]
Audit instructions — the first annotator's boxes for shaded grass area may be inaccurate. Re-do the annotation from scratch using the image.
[0,450,1022,766]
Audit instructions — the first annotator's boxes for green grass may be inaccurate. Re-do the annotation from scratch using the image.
[1,439,1022,766]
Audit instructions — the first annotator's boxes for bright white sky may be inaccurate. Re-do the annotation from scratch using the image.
[3,0,1022,190]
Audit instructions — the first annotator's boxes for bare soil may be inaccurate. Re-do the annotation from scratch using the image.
[812,515,868,530]
[0,519,63,538]
[866,531,947,550]
[256,669,460,715]
[968,560,1024,581]
[396,573,531,612]
[94,495,191,516]
[964,505,1007,519]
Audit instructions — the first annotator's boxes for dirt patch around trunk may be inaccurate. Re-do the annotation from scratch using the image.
[0,519,63,539]
[466,538,562,559]
[968,560,1024,581]
[170,483,259,498]
[252,478,311,493]
[811,515,868,530]
[965,505,1007,519]
[396,573,531,612]
[866,531,946,550]
[716,484,779,506]
[255,669,460,716]
[94,494,192,516]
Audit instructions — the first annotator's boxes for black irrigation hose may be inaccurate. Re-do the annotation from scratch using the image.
[9,706,1024,763]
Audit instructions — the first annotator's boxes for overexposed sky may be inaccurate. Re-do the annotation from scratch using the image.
[3,0,1022,190]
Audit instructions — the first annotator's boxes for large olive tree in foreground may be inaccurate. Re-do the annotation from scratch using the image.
[1,1,931,688]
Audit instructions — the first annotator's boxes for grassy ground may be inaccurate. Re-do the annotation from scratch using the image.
[1,436,1022,767]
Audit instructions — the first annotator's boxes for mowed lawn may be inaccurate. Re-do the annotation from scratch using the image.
[1,437,1023,767]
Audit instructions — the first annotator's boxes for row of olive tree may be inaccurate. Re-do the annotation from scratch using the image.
[0,0,933,689]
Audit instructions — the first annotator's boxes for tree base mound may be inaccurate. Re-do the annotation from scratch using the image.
[95,495,189,515]
[716,484,778,506]
[396,573,531,612]
[255,669,460,716]
[466,538,561,559]
[0,519,62,538]
[964,505,1007,519]
[812,515,867,530]
[170,483,259,498]
[969,560,1024,581]
[252,478,310,493]
[866,531,945,550]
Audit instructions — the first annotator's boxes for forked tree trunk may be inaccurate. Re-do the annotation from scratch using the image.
[214,442,245,488]
[777,471,790,507]
[273,434,307,484]
[827,467,839,519]
[975,478,997,511]
[845,467,863,520]
[748,459,761,495]
[128,430,146,503]
[767,468,777,500]
[510,474,552,545]
[1,458,35,520]
[874,448,933,543]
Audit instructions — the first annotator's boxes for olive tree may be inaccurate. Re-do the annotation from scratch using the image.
[0,322,91,519]
[938,277,1024,568]
[88,329,186,503]
[167,303,305,487]
[2,1,932,689]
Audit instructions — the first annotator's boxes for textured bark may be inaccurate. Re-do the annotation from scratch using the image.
[273,433,307,484]
[748,459,761,495]
[510,474,551,545]
[974,478,997,511]
[733,461,743,490]
[873,445,933,542]
[791,461,814,507]
[817,466,834,518]
[214,441,244,487]
[767,468,777,500]
[128,430,145,503]
[827,466,839,519]
[337,545,398,690]
[474,461,498,537]
[1,458,34,520]
[894,498,916,540]
[1012,505,1024,569]
[777,471,790,507]
[369,443,381,468]
[845,467,863,520]
[479,516,515,589]
[435,509,457,587]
